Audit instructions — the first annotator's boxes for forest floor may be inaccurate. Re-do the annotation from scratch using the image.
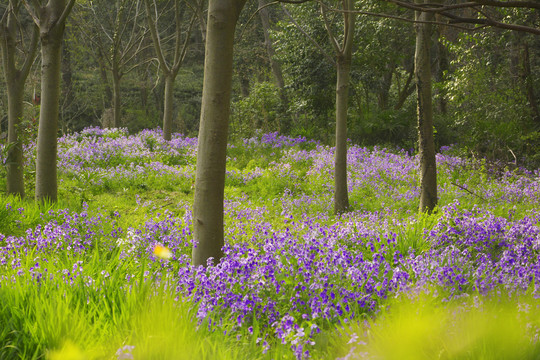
[1,127,540,359]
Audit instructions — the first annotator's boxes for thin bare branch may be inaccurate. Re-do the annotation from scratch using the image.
[319,2,481,32]
[144,0,170,73]
[277,0,312,3]
[20,23,38,79]
[451,182,486,201]
[176,6,198,73]
[20,0,39,26]
[471,0,540,9]
[320,1,341,54]
[381,0,540,35]
[57,0,76,27]
[1,2,9,26]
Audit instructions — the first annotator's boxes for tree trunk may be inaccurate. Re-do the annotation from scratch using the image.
[433,33,449,115]
[334,56,351,214]
[323,0,354,215]
[521,42,540,124]
[258,0,285,91]
[36,31,64,203]
[97,47,113,109]
[377,63,394,110]
[112,69,122,128]
[162,74,175,141]
[414,3,437,213]
[1,3,38,198]
[192,0,246,267]
[240,75,250,97]
[258,0,289,131]
[6,82,26,198]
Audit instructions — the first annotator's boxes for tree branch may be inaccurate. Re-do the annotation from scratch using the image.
[319,2,483,32]
[20,22,38,79]
[382,0,540,35]
[20,0,39,26]
[451,182,486,201]
[57,0,76,28]
[281,4,336,66]
[320,1,341,54]
[144,0,170,73]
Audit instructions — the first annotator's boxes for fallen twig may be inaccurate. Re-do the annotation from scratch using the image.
[450,182,486,201]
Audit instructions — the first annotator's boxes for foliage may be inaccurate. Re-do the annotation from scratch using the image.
[231,82,283,138]
[443,30,540,167]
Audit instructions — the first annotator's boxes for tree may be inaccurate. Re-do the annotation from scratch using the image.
[258,0,289,130]
[384,0,540,35]
[192,0,247,267]
[77,0,148,128]
[143,0,198,140]
[319,0,355,214]
[23,0,76,202]
[0,0,38,198]
[414,0,437,212]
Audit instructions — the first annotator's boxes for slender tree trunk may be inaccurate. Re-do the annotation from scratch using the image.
[322,0,354,215]
[377,63,394,110]
[6,82,26,197]
[192,0,246,267]
[112,69,122,128]
[415,3,437,213]
[1,4,38,198]
[258,0,285,91]
[96,48,113,109]
[433,33,449,115]
[163,73,175,141]
[258,0,289,131]
[36,32,64,202]
[334,56,351,214]
[240,75,250,97]
[521,42,540,124]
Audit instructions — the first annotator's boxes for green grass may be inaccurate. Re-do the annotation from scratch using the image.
[319,289,540,360]
[0,242,288,360]
[2,133,540,359]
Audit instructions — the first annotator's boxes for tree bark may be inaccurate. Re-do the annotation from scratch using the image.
[96,47,113,109]
[162,74,175,140]
[6,81,26,198]
[377,63,394,110]
[258,0,289,131]
[433,32,449,114]
[321,0,355,215]
[334,56,351,214]
[144,0,196,140]
[521,41,540,124]
[36,26,64,203]
[258,0,285,91]
[112,68,122,128]
[192,0,247,267]
[1,5,38,198]
[414,1,438,213]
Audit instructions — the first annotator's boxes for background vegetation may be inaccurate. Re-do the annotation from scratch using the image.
[0,0,538,167]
